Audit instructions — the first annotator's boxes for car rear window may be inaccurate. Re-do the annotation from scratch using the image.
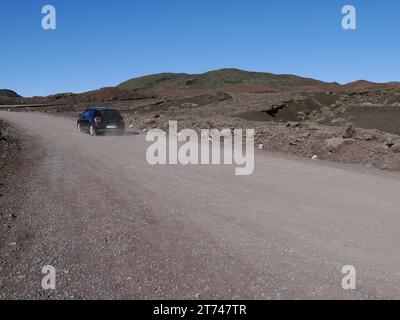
[95,110,122,121]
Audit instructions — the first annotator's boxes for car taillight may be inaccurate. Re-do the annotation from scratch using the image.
[94,117,101,125]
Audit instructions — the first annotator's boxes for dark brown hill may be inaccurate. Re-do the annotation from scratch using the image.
[118,68,341,96]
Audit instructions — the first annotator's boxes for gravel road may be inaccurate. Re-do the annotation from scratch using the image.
[1,111,400,300]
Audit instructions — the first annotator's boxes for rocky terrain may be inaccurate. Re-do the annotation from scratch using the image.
[0,120,17,170]
[0,120,20,250]
[2,68,400,171]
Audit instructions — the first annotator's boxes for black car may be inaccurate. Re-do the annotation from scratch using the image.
[77,107,125,136]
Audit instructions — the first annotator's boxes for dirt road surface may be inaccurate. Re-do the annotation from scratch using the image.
[1,111,400,300]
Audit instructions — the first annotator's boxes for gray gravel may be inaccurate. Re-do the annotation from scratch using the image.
[1,111,400,299]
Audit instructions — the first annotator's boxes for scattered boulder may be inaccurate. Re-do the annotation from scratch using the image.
[181,102,199,108]
[286,121,301,128]
[330,118,345,124]
[356,131,376,141]
[144,118,157,126]
[383,135,396,148]
[360,102,375,108]
[315,129,334,139]
[320,107,331,115]
[324,138,349,153]
[332,107,346,115]
[339,94,350,101]
[391,143,400,154]
[342,123,356,139]
[297,112,307,121]
[299,132,310,139]
[307,123,320,131]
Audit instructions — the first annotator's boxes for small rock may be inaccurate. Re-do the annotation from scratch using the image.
[342,123,356,139]
[286,122,301,128]
[258,144,264,150]
[308,124,320,131]
[144,119,156,125]
[330,118,345,124]
[181,102,198,108]
[384,135,396,148]
[315,130,334,139]
[320,107,331,115]
[297,112,307,121]
[333,107,346,115]
[391,143,400,153]
[288,136,298,146]
[357,131,376,141]
[325,138,348,153]
[311,155,318,160]
[299,132,310,139]
[360,102,375,107]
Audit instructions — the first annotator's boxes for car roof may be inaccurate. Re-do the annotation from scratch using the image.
[87,107,118,111]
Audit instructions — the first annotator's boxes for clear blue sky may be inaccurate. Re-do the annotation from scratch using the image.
[1,0,400,97]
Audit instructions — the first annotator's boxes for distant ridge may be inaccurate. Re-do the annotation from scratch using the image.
[117,68,341,96]
[118,68,400,97]
[0,89,20,98]
[342,80,400,91]
[3,69,400,103]
[0,89,23,105]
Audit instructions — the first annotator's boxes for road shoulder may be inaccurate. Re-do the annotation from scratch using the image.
[0,120,46,298]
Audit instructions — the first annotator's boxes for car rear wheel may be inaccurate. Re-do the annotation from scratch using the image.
[89,124,97,136]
